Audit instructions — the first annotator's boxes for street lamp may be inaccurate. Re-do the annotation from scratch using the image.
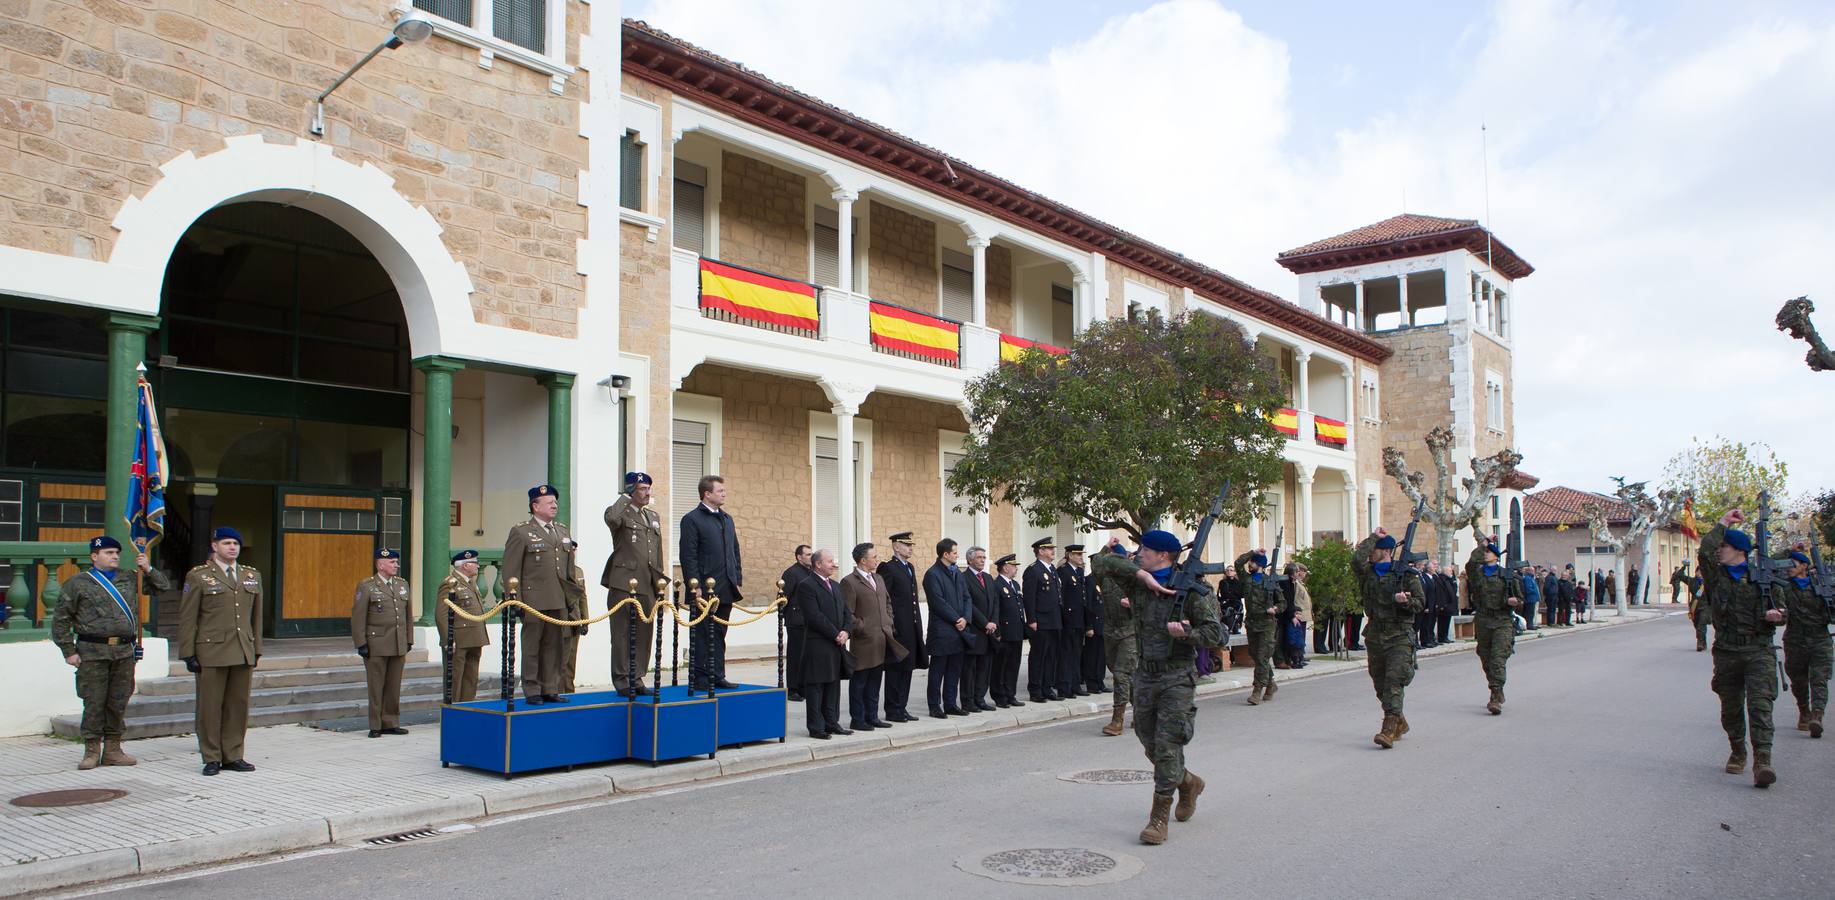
[310,15,434,137]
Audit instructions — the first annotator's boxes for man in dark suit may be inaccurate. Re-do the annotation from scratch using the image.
[1414,560,1440,648]
[1023,537,1063,702]
[780,545,814,701]
[794,549,850,739]
[1434,564,1459,644]
[924,539,973,718]
[992,554,1028,707]
[1542,567,1561,628]
[876,532,925,722]
[679,474,742,691]
[841,542,900,730]
[962,547,1000,712]
[1057,545,1091,698]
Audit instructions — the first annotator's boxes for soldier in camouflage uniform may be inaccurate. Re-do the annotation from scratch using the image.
[1093,538,1137,736]
[1237,548,1280,705]
[1776,543,1830,739]
[1354,528,1426,748]
[1091,529,1224,846]
[1699,511,1786,787]
[51,535,172,770]
[1465,529,1522,715]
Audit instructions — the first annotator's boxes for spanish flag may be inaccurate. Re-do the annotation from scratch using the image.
[1270,407,1299,436]
[1314,414,1348,445]
[869,301,959,363]
[999,334,1068,363]
[1678,498,1701,540]
[699,258,820,331]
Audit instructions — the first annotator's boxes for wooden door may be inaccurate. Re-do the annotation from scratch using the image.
[276,493,379,637]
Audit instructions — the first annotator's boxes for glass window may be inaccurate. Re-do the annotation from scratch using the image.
[3,394,105,472]
[297,420,409,489]
[621,131,644,212]
[7,309,105,356]
[495,0,547,53]
[162,408,291,482]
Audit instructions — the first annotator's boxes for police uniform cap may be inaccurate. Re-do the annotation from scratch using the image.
[994,553,1017,568]
[1065,544,1085,553]
[452,549,480,564]
[1374,535,1397,550]
[1139,530,1181,553]
[376,548,401,560]
[528,484,557,501]
[1031,537,1056,551]
[89,535,121,552]
[889,532,915,545]
[212,526,243,544]
[1722,529,1753,554]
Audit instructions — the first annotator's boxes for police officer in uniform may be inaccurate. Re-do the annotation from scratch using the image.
[1024,537,1063,701]
[876,532,926,721]
[1056,545,1091,699]
[437,549,489,701]
[503,484,580,703]
[603,472,664,696]
[1354,528,1425,749]
[180,526,261,776]
[353,548,413,738]
[52,535,171,770]
[991,554,1028,707]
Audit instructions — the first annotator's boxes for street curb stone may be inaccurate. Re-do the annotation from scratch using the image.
[326,796,486,842]
[136,818,333,874]
[0,847,140,896]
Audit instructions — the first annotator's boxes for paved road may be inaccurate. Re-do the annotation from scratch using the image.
[81,616,1835,899]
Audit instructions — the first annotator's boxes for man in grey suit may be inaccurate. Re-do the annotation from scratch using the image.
[842,542,903,730]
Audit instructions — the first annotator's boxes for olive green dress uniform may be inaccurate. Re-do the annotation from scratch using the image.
[1775,559,1830,737]
[1236,552,1281,702]
[502,516,580,699]
[352,573,413,731]
[1354,533,1426,747]
[602,493,665,694]
[561,563,588,692]
[1699,524,1780,780]
[1465,545,1521,713]
[1093,550,1138,734]
[52,564,172,744]
[435,566,490,702]
[180,560,262,765]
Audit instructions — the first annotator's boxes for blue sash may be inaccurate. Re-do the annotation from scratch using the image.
[88,569,138,629]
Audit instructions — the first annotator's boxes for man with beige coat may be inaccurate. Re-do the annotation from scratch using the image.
[436,549,490,702]
[603,472,665,695]
[842,542,904,731]
[503,484,581,703]
[353,548,413,738]
[179,526,261,777]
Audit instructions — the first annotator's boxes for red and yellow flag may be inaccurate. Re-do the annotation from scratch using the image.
[699,258,820,331]
[1678,498,1701,540]
[999,334,1068,364]
[1314,414,1348,445]
[869,301,959,362]
[1270,407,1299,436]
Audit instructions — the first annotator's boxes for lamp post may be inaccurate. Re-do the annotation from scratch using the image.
[310,15,434,137]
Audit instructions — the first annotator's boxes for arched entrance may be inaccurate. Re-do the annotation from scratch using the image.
[154,202,411,638]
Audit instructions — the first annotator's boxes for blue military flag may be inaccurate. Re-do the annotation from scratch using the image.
[124,363,167,552]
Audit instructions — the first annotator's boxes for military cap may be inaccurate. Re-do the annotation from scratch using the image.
[212,526,243,544]
[1722,529,1753,554]
[995,553,1017,568]
[1249,551,1269,568]
[1139,530,1181,553]
[88,535,121,552]
[376,548,401,560]
[528,484,557,501]
[1375,535,1397,550]
[1789,550,1810,566]
[1065,544,1085,553]
[452,548,480,564]
[889,532,915,545]
[1031,537,1055,551]
[624,472,652,488]
[1486,543,1502,556]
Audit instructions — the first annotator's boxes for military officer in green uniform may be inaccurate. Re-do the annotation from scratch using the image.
[52,535,172,770]
[1092,529,1223,846]
[1777,543,1829,739]
[1465,529,1522,715]
[1699,510,1786,786]
[561,561,588,693]
[604,471,665,695]
[353,548,413,738]
[180,526,261,776]
[1093,538,1137,736]
[1354,528,1425,749]
[1237,548,1280,705]
[436,549,490,702]
[503,484,581,703]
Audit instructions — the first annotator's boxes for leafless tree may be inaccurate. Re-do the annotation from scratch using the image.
[1382,425,1523,567]
[1583,477,1691,615]
[1776,296,1835,372]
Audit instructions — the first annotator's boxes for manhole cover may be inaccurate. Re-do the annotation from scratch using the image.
[10,788,129,808]
[1059,769,1155,784]
[956,848,1144,886]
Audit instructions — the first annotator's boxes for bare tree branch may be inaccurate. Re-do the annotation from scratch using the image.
[1776,296,1835,372]
[1383,425,1523,566]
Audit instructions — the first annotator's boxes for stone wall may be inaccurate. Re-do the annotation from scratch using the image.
[0,0,588,335]
[1372,324,1456,552]
[867,199,935,312]
[717,150,806,278]
[1353,359,1384,533]
[861,392,966,571]
[677,366,823,575]
[618,73,674,510]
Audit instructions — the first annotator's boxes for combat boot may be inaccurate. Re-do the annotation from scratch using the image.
[1725,743,1747,774]
[1139,793,1173,845]
[1263,680,1278,701]
[1246,685,1262,705]
[1395,714,1410,738]
[77,739,101,771]
[101,739,137,767]
[1753,749,1776,788]
[1174,771,1205,822]
[1373,714,1397,749]
[1487,689,1503,715]
[1810,710,1824,739]
[1797,707,1809,732]
[1102,706,1126,737]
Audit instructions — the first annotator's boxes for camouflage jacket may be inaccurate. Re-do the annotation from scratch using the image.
[52,566,172,661]
[1091,553,1223,668]
[1698,524,1776,653]
[1464,546,1521,623]
[1234,551,1283,633]
[1774,575,1831,642]
[1091,552,1135,639]
[1353,533,1425,643]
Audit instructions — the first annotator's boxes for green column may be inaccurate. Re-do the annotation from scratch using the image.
[103,313,159,551]
[538,373,574,527]
[415,356,465,626]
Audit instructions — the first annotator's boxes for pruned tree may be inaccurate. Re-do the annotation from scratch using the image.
[1582,477,1691,616]
[947,312,1286,539]
[1776,296,1835,372]
[1381,425,1523,567]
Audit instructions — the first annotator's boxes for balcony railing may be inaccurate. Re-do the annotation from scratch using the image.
[1314,413,1349,448]
[696,257,821,339]
[999,334,1068,364]
[868,300,961,368]
[0,541,100,644]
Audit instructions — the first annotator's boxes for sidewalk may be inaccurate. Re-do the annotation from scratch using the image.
[0,607,1675,896]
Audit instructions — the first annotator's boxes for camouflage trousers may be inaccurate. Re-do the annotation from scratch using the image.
[1104,631,1137,710]
[1692,608,1711,647]
[1247,626,1278,688]
[1474,618,1515,691]
[1365,634,1416,717]
[75,656,136,740]
[1132,666,1197,795]
[1785,635,1832,714]
[1711,646,1778,752]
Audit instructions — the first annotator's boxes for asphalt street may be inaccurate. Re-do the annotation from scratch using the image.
[80,616,1835,899]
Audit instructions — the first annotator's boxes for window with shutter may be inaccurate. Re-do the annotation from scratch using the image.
[620,131,644,212]
[1054,514,1077,552]
[814,437,840,556]
[494,0,547,53]
[673,160,706,254]
[671,419,708,526]
[940,249,973,323]
[813,206,840,288]
[413,0,471,27]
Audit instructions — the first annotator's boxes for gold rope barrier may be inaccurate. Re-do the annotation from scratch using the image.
[440,593,784,628]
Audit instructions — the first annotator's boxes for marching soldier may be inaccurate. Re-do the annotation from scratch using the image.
[503,484,581,704]
[1778,543,1830,738]
[1023,537,1062,702]
[1238,548,1280,705]
[1056,545,1090,699]
[437,549,490,702]
[1354,528,1425,749]
[1094,538,1136,736]
[604,472,665,696]
[1699,510,1785,786]
[1466,529,1522,715]
[1685,562,1712,651]
[52,535,171,770]
[180,526,261,776]
[353,548,412,738]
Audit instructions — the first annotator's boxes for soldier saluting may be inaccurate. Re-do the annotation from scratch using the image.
[504,484,580,704]
[52,535,172,770]
[180,526,261,777]
[353,548,412,738]
[437,549,489,702]
[603,472,664,696]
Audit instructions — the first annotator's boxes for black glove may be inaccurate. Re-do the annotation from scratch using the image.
[356,644,369,658]
[183,656,200,674]
[576,624,589,637]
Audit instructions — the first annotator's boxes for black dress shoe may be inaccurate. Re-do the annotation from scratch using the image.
[945,706,968,717]
[383,727,409,735]
[714,679,738,689]
[828,726,853,736]
[1075,688,1091,697]
[223,760,256,773]
[994,699,1011,708]
[899,712,919,722]
[631,685,652,696]
[809,731,831,740]
[525,695,546,705]
[368,730,382,738]
[787,691,805,702]
[851,721,877,731]
[1010,698,1027,706]
[543,694,569,703]
[202,761,221,776]
[868,719,893,728]
[930,708,948,719]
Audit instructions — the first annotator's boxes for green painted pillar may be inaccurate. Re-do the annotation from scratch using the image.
[103,313,159,551]
[538,373,574,527]
[415,356,465,626]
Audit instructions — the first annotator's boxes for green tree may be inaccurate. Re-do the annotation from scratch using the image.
[1293,538,1359,616]
[1659,435,1790,526]
[947,312,1286,538]
[1812,490,1835,550]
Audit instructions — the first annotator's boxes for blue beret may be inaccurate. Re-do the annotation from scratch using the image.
[1140,530,1182,553]
[89,535,121,552]
[1249,552,1269,568]
[1722,529,1753,554]
[1790,551,1811,566]
[1486,543,1502,556]
[624,472,652,487]
[452,549,480,564]
[212,527,242,544]
[528,484,556,501]
[376,548,400,560]
[1375,535,1398,550]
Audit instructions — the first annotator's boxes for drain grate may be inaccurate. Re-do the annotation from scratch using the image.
[957,848,1144,886]
[1059,769,1155,785]
[10,788,129,808]
[364,828,440,846]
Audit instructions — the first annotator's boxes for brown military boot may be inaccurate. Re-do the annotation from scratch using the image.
[1725,744,1747,774]
[1373,714,1397,749]
[1139,793,1173,845]
[101,739,138,767]
[1174,771,1205,822]
[1246,685,1262,705]
[1797,707,1809,732]
[1810,710,1824,739]
[1753,749,1776,788]
[1487,689,1503,715]
[77,739,101,771]
[1102,706,1126,737]
[1263,680,1278,701]
[1395,714,1410,738]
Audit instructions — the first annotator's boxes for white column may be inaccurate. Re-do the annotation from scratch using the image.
[1354,280,1365,332]
[1296,349,1312,411]
[835,402,857,551]
[967,234,989,328]
[1072,273,1092,336]
[1342,368,1354,421]
[1397,273,1411,326]
[832,189,856,293]
[1297,466,1315,549]
[1342,474,1356,539]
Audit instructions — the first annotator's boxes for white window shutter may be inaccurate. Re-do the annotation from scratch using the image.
[940,249,973,323]
[673,160,707,254]
[670,419,708,525]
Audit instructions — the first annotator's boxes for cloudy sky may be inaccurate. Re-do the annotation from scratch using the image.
[627,0,1835,498]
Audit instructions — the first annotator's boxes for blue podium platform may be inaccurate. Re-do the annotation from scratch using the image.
[630,685,717,764]
[713,685,788,747]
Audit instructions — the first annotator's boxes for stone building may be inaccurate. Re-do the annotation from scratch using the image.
[1522,485,1698,600]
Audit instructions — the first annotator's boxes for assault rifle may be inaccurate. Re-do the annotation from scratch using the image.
[1753,493,1791,690]
[1257,526,1292,617]
[1808,535,1835,627]
[1167,480,1233,632]
[1504,529,1533,577]
[1398,497,1430,573]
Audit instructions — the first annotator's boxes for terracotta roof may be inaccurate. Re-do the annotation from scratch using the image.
[1523,486,1633,528]
[621,20,1392,362]
[1276,214,1534,280]
[1502,469,1541,492]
